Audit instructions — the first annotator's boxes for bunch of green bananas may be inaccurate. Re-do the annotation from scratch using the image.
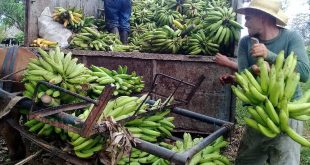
[68,16,98,33]
[70,27,122,51]
[22,46,89,100]
[70,96,174,159]
[66,105,106,159]
[154,9,183,27]
[52,7,84,28]
[205,0,230,10]
[117,148,162,165]
[181,0,206,18]
[130,23,157,39]
[183,30,219,55]
[131,8,154,25]
[141,25,183,54]
[118,134,230,165]
[111,44,140,52]
[204,6,242,47]
[124,110,175,142]
[232,51,310,147]
[24,118,68,140]
[88,65,144,96]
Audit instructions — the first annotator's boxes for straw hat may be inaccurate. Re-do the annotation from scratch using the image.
[236,0,288,26]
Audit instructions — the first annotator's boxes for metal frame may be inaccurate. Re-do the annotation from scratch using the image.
[2,74,234,165]
[28,80,115,137]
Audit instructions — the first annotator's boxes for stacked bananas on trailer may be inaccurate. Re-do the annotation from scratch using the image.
[52,7,84,28]
[88,65,144,96]
[141,25,184,54]
[232,51,310,147]
[70,27,124,51]
[183,30,219,55]
[68,96,175,158]
[118,134,230,165]
[204,6,242,47]
[154,9,183,27]
[22,46,89,101]
[67,104,106,159]
[30,38,58,49]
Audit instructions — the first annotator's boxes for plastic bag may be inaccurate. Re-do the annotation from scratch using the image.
[38,7,72,48]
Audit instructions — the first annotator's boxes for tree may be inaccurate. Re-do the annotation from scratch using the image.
[0,0,25,31]
[288,12,310,45]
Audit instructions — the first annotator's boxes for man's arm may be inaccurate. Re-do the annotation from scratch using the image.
[287,32,310,82]
[215,53,238,71]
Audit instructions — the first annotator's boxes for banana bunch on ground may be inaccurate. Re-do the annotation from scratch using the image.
[204,6,242,47]
[88,65,144,96]
[70,27,122,50]
[30,38,58,49]
[52,7,83,28]
[232,51,310,147]
[154,9,183,26]
[183,30,219,55]
[22,46,89,101]
[141,25,184,54]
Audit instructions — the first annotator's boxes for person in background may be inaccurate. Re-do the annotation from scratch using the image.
[103,0,131,44]
[231,0,310,164]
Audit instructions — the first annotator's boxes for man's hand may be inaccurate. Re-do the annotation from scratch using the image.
[219,74,236,85]
[251,61,270,75]
[251,43,268,59]
[215,53,231,66]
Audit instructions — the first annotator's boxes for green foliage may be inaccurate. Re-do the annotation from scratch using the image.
[0,25,5,43]
[14,31,24,45]
[0,0,25,31]
[301,121,310,165]
[235,98,248,125]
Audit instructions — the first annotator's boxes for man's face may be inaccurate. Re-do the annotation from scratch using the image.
[244,14,263,37]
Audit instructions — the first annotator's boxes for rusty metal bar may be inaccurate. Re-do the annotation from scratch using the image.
[6,119,92,165]
[30,114,81,134]
[29,102,91,118]
[134,126,229,165]
[178,126,229,163]
[80,85,114,137]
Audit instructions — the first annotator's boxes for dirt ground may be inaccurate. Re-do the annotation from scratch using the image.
[0,125,245,165]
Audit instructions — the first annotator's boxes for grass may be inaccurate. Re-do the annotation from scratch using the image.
[300,80,310,165]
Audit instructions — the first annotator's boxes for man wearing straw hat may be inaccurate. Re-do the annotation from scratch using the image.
[231,0,310,165]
